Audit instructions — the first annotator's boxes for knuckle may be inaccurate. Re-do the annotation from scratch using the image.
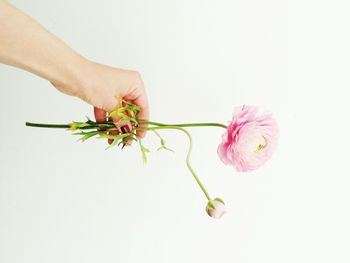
[132,70,142,79]
[132,71,143,85]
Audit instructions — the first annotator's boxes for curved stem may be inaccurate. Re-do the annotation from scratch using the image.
[137,125,212,201]
[26,120,214,201]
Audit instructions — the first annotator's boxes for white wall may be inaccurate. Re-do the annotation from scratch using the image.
[1,0,349,262]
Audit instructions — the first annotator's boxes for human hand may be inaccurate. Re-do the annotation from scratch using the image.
[0,1,148,142]
[53,60,149,143]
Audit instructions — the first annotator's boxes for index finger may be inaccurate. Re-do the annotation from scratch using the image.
[94,107,107,122]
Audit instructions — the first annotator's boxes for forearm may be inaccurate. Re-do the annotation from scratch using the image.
[0,1,86,92]
[0,1,149,129]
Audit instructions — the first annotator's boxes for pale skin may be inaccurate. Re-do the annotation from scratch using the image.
[0,0,149,141]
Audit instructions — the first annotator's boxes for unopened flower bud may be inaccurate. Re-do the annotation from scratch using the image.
[206,198,226,219]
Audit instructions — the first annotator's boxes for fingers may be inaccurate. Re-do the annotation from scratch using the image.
[94,107,107,122]
[94,76,149,142]
[108,129,119,145]
[101,98,133,145]
[131,93,149,138]
[96,94,149,139]
[94,106,118,145]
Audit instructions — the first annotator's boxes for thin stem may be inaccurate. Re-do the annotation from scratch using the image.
[26,120,214,200]
[26,120,228,130]
[25,122,70,129]
[138,120,228,129]
[137,125,212,201]
[26,122,104,130]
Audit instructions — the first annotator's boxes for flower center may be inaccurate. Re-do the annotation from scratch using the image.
[255,137,267,153]
[255,143,265,153]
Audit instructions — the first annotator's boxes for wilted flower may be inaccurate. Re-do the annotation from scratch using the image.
[217,105,278,172]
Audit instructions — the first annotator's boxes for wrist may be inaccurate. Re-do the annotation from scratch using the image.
[51,55,92,97]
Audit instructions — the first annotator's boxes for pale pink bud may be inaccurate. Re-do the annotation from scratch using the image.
[206,198,226,219]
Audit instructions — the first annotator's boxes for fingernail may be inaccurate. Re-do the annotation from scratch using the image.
[121,125,130,133]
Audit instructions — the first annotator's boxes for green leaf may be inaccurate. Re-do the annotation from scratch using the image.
[79,131,99,142]
[152,131,174,153]
[98,133,130,140]
[85,116,93,123]
[108,109,119,118]
[68,122,90,131]
[105,137,121,150]
[137,138,150,163]
[157,145,175,152]
[107,100,141,122]
[141,145,150,163]
[72,132,85,136]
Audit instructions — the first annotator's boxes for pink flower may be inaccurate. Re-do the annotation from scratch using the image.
[206,198,226,219]
[217,105,278,172]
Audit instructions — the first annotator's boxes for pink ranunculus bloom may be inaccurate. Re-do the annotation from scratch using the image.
[217,105,278,172]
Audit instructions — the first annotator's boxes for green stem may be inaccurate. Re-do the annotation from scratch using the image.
[26,122,104,130]
[137,125,212,201]
[139,120,228,129]
[26,120,215,201]
[26,120,228,130]
[25,122,70,129]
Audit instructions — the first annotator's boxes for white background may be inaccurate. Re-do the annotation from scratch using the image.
[1,0,350,262]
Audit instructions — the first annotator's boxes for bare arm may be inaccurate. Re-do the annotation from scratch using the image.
[0,0,149,137]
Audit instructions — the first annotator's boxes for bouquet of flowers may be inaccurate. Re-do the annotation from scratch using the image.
[26,100,278,219]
